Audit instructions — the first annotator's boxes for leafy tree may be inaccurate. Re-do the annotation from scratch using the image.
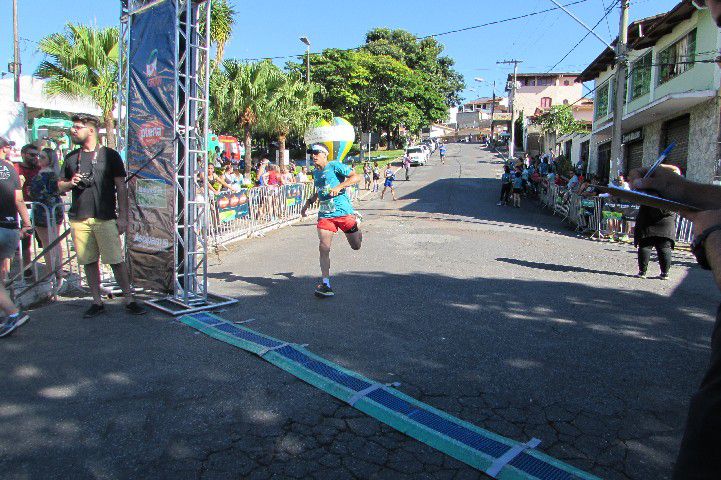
[209,0,236,70]
[364,28,465,107]
[287,28,464,144]
[535,105,589,136]
[211,60,283,175]
[261,76,330,169]
[35,24,119,148]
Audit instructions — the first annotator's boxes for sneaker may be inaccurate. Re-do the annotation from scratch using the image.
[636,272,647,279]
[660,272,669,280]
[83,303,106,318]
[314,283,334,298]
[0,312,30,338]
[126,301,147,315]
[496,201,503,206]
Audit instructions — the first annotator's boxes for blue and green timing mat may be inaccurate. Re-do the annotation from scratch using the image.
[180,312,600,480]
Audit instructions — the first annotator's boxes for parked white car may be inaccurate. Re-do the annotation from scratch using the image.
[406,146,427,166]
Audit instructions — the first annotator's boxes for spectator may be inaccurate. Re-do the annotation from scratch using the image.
[634,204,676,280]
[280,167,295,185]
[0,136,32,337]
[497,165,512,206]
[511,171,523,208]
[29,148,65,285]
[297,166,310,183]
[263,164,281,188]
[222,164,241,192]
[539,158,549,177]
[363,161,372,190]
[566,171,580,192]
[257,158,270,186]
[15,144,40,277]
[372,161,381,192]
[403,154,411,181]
[615,174,630,190]
[57,114,145,317]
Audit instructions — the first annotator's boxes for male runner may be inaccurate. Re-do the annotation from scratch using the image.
[439,143,447,164]
[301,143,362,297]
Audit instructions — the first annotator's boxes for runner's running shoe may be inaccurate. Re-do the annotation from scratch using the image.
[314,283,334,298]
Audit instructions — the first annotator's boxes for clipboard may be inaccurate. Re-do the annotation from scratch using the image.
[595,186,701,212]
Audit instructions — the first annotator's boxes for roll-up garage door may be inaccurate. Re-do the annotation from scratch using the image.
[625,141,644,174]
[662,114,690,174]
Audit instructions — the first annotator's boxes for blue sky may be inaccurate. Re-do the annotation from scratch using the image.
[1,0,682,103]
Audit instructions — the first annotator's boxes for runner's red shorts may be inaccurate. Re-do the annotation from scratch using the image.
[317,215,357,233]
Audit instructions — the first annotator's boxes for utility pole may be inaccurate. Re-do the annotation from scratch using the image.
[490,81,496,142]
[610,0,630,183]
[498,59,522,160]
[12,0,21,102]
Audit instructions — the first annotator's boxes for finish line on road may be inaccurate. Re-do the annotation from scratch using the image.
[180,312,599,480]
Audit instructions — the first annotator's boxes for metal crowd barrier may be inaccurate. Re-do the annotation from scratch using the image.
[209,182,362,247]
[536,187,695,244]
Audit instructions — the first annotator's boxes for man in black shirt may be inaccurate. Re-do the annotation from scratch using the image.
[58,115,145,317]
[0,136,31,337]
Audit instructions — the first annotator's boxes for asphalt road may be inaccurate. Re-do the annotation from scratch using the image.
[2,143,719,480]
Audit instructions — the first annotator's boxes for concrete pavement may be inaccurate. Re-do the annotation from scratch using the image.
[2,143,718,479]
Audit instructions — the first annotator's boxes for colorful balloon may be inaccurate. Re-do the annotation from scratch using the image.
[304,117,355,162]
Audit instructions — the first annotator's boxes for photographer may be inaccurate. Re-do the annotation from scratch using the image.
[58,115,145,318]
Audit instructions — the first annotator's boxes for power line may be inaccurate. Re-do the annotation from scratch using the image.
[545,0,621,73]
[235,0,591,62]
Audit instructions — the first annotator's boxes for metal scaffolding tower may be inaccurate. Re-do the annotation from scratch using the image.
[119,0,236,315]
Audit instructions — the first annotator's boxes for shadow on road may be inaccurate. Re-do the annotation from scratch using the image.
[1,267,716,479]
[496,257,634,278]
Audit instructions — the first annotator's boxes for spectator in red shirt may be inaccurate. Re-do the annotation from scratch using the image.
[15,144,40,200]
[14,144,40,276]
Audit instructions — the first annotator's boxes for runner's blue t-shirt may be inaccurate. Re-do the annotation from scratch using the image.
[312,161,355,219]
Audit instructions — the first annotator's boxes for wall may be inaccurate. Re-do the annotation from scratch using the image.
[513,82,584,121]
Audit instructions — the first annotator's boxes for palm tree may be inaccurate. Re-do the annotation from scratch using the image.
[212,60,282,176]
[263,77,329,169]
[210,0,236,70]
[35,24,119,148]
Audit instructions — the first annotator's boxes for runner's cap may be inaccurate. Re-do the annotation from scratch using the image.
[307,144,329,155]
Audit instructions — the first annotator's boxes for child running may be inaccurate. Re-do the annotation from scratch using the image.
[380,163,397,200]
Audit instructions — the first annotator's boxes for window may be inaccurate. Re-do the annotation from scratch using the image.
[563,99,569,105]
[595,82,609,119]
[658,29,696,85]
[537,77,554,86]
[540,97,552,109]
[564,80,570,86]
[630,52,652,99]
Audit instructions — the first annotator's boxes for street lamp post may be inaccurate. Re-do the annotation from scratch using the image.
[299,36,311,83]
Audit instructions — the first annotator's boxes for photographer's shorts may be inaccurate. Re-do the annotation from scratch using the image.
[0,227,20,260]
[70,218,123,266]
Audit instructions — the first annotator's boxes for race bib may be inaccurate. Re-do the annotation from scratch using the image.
[319,198,336,214]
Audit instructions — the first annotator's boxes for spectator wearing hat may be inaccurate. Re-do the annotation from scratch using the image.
[57,114,145,318]
[301,143,362,297]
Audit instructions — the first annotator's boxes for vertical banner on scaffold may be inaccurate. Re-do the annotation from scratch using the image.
[125,0,177,292]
